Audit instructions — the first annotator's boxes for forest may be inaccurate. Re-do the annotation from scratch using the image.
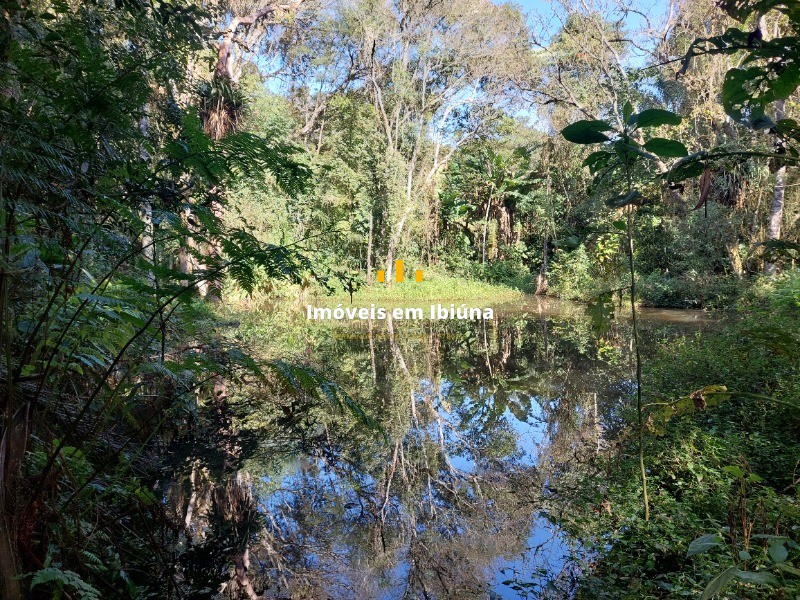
[0,0,799,598]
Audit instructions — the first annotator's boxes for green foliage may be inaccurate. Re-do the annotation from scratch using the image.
[562,120,614,144]
[630,108,683,128]
[673,0,800,188]
[687,526,800,598]
[559,107,684,182]
[558,272,800,598]
[2,0,799,596]
[681,7,799,135]
[643,137,689,158]
[0,2,366,598]
[265,359,382,432]
[638,272,743,308]
[549,245,597,301]
[30,567,102,599]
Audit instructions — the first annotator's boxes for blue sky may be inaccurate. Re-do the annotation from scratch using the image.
[509,0,552,13]
[501,0,673,50]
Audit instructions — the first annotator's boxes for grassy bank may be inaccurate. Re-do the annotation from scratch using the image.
[323,273,524,304]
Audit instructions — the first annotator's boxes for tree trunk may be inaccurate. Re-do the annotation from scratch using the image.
[204,199,224,305]
[232,547,262,600]
[139,106,155,285]
[497,201,513,255]
[386,142,419,283]
[535,235,549,295]
[0,191,22,600]
[481,195,492,266]
[179,205,199,286]
[366,209,374,285]
[214,1,304,85]
[386,164,415,284]
[728,240,744,277]
[764,99,786,276]
[140,200,155,283]
[386,208,411,284]
[0,516,21,600]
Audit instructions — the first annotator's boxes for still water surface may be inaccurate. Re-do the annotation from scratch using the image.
[170,297,713,599]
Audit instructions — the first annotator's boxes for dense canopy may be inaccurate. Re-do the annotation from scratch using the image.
[0,0,798,598]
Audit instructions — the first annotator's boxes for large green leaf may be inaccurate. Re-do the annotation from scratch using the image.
[720,0,800,22]
[735,570,778,586]
[553,235,580,249]
[777,562,800,576]
[31,567,102,599]
[769,540,789,564]
[722,465,744,478]
[722,67,760,121]
[765,64,800,102]
[605,190,641,208]
[687,533,723,557]
[723,64,800,123]
[700,566,738,599]
[776,118,800,139]
[631,109,682,128]
[668,153,707,182]
[622,100,633,122]
[643,137,689,158]
[561,120,613,144]
[582,150,614,174]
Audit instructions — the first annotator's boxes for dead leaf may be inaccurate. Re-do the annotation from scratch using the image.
[694,168,713,210]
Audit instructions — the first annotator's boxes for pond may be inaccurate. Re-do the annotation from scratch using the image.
[165,297,715,599]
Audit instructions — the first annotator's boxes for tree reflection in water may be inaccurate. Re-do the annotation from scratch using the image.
[162,299,710,599]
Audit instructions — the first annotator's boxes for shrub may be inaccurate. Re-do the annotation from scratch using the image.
[638,272,744,308]
[549,245,596,301]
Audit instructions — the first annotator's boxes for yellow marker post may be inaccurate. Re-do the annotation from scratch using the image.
[415,269,423,282]
[377,270,385,283]
[395,259,404,283]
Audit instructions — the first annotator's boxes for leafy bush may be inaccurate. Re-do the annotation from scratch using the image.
[561,273,800,599]
[549,245,597,301]
[638,272,743,308]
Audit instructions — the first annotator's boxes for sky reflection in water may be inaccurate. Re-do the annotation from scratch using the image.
[224,299,714,598]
